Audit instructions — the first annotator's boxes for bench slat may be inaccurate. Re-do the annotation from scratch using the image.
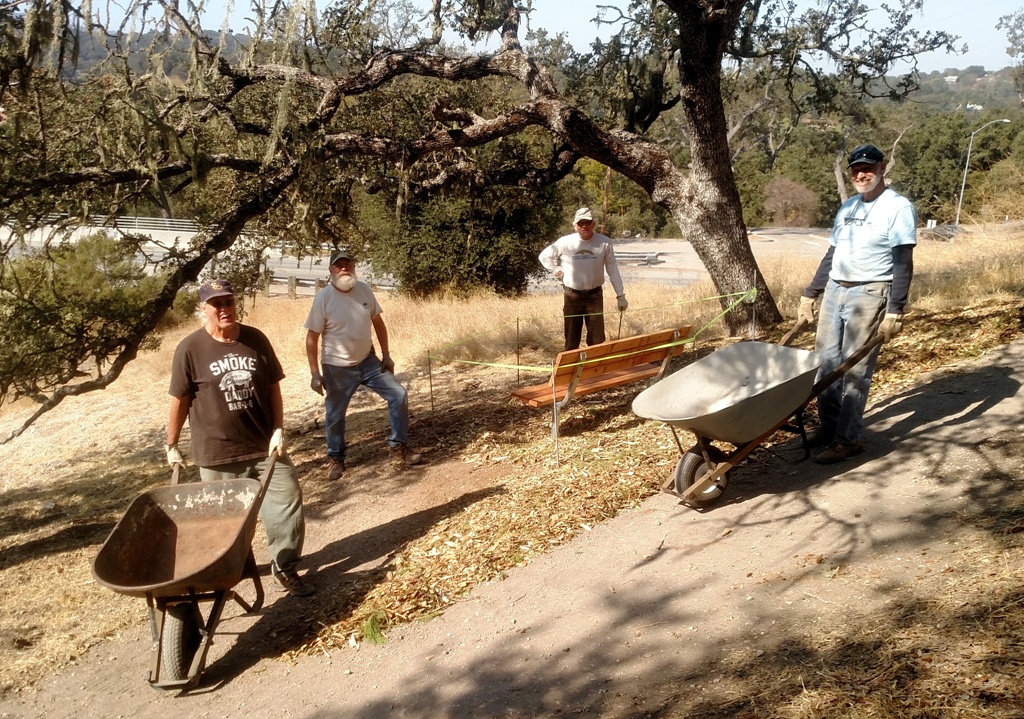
[511,364,663,407]
[511,325,692,408]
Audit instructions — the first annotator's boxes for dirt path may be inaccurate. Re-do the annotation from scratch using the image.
[2,330,1022,717]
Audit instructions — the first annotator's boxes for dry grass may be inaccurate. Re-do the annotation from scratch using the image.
[350,280,740,370]
[2,226,1024,715]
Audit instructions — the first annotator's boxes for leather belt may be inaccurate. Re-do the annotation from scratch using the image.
[836,280,871,288]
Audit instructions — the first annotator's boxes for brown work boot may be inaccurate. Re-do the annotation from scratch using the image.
[326,457,345,481]
[813,440,863,464]
[271,564,315,597]
[389,445,422,466]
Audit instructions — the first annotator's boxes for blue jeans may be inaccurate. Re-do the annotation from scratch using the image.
[322,353,410,461]
[814,280,888,444]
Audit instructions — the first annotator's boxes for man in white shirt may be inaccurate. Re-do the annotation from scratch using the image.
[305,249,421,481]
[539,207,628,351]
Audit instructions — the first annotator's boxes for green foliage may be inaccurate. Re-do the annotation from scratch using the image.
[894,110,1020,223]
[566,158,674,237]
[732,150,771,227]
[893,111,969,221]
[774,125,846,226]
[0,233,165,405]
[362,183,562,297]
[361,609,388,645]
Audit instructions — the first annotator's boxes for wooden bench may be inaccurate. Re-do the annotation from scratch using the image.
[511,326,692,438]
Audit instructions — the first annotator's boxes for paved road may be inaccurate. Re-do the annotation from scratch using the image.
[532,229,831,293]
[5,221,831,295]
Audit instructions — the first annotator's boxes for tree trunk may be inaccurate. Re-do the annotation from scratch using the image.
[673,59,782,335]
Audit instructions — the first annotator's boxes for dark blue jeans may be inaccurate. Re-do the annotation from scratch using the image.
[322,353,410,461]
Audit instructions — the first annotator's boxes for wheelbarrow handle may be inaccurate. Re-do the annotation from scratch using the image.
[809,332,885,398]
[779,316,811,347]
[256,449,280,496]
[168,451,278,487]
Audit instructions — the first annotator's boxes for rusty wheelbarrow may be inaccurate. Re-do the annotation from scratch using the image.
[631,321,883,506]
[92,452,277,689]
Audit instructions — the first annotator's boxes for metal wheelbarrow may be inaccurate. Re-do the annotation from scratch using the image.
[632,321,883,506]
[92,452,278,689]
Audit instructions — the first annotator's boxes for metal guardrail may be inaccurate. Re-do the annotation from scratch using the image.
[616,251,662,265]
[268,273,399,291]
[42,214,201,233]
[19,216,408,294]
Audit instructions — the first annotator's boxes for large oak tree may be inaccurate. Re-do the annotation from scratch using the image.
[0,0,953,440]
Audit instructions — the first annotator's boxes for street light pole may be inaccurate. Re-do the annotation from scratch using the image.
[955,118,1011,226]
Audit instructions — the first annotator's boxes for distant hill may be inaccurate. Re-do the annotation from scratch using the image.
[894,66,1020,111]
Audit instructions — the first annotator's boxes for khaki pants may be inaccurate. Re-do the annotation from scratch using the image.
[200,454,305,572]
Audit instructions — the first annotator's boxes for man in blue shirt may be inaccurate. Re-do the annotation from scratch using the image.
[798,144,917,464]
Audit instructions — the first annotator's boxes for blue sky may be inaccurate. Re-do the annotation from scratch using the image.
[524,0,1017,72]
[198,0,1018,72]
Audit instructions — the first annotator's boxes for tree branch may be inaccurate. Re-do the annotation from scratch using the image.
[2,159,302,444]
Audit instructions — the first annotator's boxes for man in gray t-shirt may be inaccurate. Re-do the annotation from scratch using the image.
[304,249,421,481]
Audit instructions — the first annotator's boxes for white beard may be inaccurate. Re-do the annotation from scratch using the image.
[331,273,357,292]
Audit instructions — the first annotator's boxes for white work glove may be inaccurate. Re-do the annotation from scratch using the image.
[798,296,816,325]
[381,354,395,373]
[617,294,628,312]
[310,372,324,395]
[879,313,904,342]
[269,428,288,457]
[165,444,186,467]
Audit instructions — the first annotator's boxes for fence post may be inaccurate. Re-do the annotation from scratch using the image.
[315,278,326,292]
[288,275,297,299]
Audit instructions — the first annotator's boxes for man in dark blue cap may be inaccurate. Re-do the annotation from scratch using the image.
[797,144,918,464]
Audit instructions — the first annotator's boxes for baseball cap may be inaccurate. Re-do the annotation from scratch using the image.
[573,207,594,224]
[329,248,354,266]
[199,278,234,303]
[847,144,885,167]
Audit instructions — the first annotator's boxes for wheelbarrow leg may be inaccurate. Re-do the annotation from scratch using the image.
[146,595,163,685]
[180,590,231,690]
[146,590,230,691]
[232,549,265,614]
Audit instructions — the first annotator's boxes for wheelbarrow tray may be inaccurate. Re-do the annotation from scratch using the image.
[631,341,820,446]
[93,477,263,599]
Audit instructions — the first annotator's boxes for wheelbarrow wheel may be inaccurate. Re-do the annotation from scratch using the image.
[674,451,728,504]
[162,602,201,682]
